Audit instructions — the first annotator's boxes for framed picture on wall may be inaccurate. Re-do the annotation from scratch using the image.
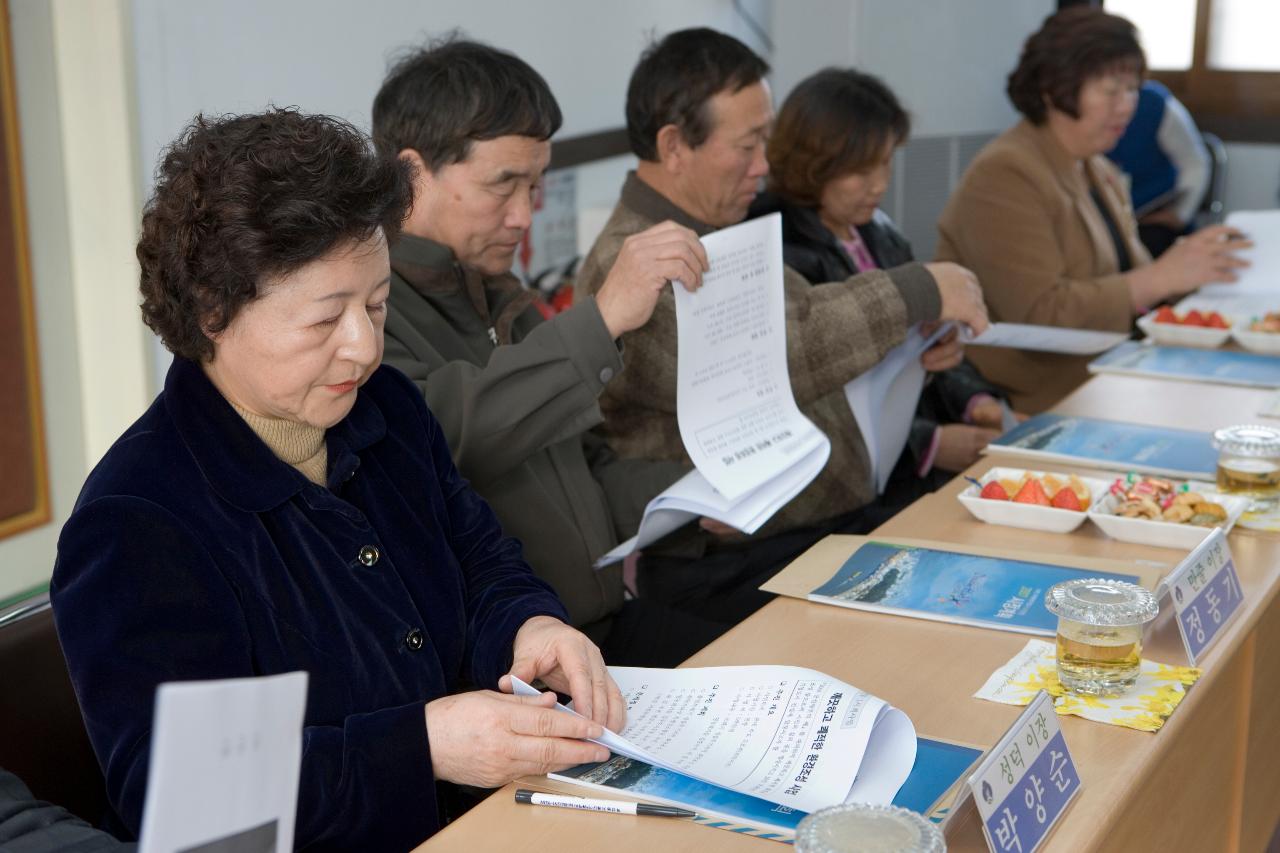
[0,0,50,540]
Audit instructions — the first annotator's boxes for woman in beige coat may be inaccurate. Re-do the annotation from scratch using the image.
[936,7,1248,413]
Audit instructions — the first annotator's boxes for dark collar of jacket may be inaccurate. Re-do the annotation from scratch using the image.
[619,171,718,237]
[163,356,385,512]
[748,190,915,284]
[389,233,535,345]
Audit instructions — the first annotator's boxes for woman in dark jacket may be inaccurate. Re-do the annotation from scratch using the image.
[752,68,1015,506]
[50,109,619,852]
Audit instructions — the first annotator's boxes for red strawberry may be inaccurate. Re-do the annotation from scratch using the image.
[1183,309,1206,327]
[1206,312,1228,329]
[1051,488,1082,511]
[980,481,1010,501]
[1013,479,1051,506]
[1154,306,1178,324]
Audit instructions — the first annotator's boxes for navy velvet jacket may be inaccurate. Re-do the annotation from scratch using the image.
[51,357,568,852]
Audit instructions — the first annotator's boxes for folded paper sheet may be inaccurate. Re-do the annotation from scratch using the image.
[138,671,308,853]
[673,213,826,501]
[1196,210,1280,297]
[966,322,1129,355]
[513,664,916,815]
[844,324,950,495]
[597,214,830,566]
[973,639,1200,732]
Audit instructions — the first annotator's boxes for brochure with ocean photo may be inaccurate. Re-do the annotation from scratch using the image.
[1089,341,1280,388]
[984,412,1218,480]
[548,736,982,843]
[807,542,1139,636]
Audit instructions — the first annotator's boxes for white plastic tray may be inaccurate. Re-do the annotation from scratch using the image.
[1231,320,1280,356]
[1137,312,1231,349]
[957,468,1109,534]
[1087,489,1250,549]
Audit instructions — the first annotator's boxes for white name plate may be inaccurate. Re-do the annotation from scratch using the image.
[1157,526,1245,665]
[968,691,1081,852]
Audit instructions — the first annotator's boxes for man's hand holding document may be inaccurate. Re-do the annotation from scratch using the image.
[597,214,830,566]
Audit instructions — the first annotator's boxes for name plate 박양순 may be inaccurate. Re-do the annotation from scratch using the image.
[1157,526,1245,665]
[968,691,1080,853]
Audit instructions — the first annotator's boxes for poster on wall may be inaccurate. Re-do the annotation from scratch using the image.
[0,0,50,542]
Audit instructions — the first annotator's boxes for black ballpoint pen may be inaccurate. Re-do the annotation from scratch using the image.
[515,789,698,819]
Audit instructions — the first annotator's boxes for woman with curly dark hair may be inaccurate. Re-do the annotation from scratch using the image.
[50,109,621,852]
[935,7,1250,413]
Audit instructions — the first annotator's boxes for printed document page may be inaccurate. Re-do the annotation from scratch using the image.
[138,671,307,853]
[844,324,950,494]
[672,213,824,501]
[594,432,829,567]
[966,322,1129,355]
[514,665,916,814]
[1199,210,1280,296]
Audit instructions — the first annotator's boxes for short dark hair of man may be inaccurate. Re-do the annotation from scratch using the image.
[767,68,909,208]
[137,108,412,362]
[625,27,770,162]
[1007,7,1145,125]
[372,35,563,171]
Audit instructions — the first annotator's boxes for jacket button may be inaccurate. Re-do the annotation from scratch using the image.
[599,367,614,384]
[357,545,380,566]
[404,628,425,651]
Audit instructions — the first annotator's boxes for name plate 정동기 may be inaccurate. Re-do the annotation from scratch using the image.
[1157,526,1245,665]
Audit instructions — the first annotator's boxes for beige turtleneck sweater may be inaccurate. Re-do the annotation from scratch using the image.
[230,402,328,486]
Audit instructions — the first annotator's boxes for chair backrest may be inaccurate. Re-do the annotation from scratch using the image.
[0,592,109,824]
[1198,131,1229,225]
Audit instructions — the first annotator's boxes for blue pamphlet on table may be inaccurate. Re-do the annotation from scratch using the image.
[807,542,1138,636]
[985,412,1217,480]
[1089,341,1280,388]
[550,736,983,841]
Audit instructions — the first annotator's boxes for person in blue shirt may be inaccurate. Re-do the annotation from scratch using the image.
[51,108,621,852]
[1107,79,1211,256]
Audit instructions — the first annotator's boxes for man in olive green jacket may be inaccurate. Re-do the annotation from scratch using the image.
[373,38,721,660]
[577,29,990,622]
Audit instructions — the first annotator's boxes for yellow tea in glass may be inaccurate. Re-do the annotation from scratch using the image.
[1055,619,1143,695]
[1045,579,1158,697]
[1212,424,1280,500]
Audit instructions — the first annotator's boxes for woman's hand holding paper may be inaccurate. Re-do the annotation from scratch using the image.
[501,615,627,733]
[424,690,609,787]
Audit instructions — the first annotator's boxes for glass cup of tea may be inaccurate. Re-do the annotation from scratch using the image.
[1212,424,1280,508]
[1045,579,1159,697]
[793,804,944,853]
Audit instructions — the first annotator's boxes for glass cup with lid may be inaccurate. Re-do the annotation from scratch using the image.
[1212,423,1280,505]
[1044,578,1159,697]
[793,803,945,853]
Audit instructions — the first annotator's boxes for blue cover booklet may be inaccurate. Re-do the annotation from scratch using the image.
[985,411,1217,479]
[807,541,1139,635]
[1089,341,1280,388]
[549,736,983,842]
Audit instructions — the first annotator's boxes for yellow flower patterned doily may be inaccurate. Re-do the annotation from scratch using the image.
[974,639,1200,732]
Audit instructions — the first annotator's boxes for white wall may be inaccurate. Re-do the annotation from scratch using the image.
[128,0,773,380]
[129,0,770,188]
[1,0,88,602]
[851,0,1052,137]
[1222,143,1280,214]
[53,0,153,463]
[770,0,1052,136]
